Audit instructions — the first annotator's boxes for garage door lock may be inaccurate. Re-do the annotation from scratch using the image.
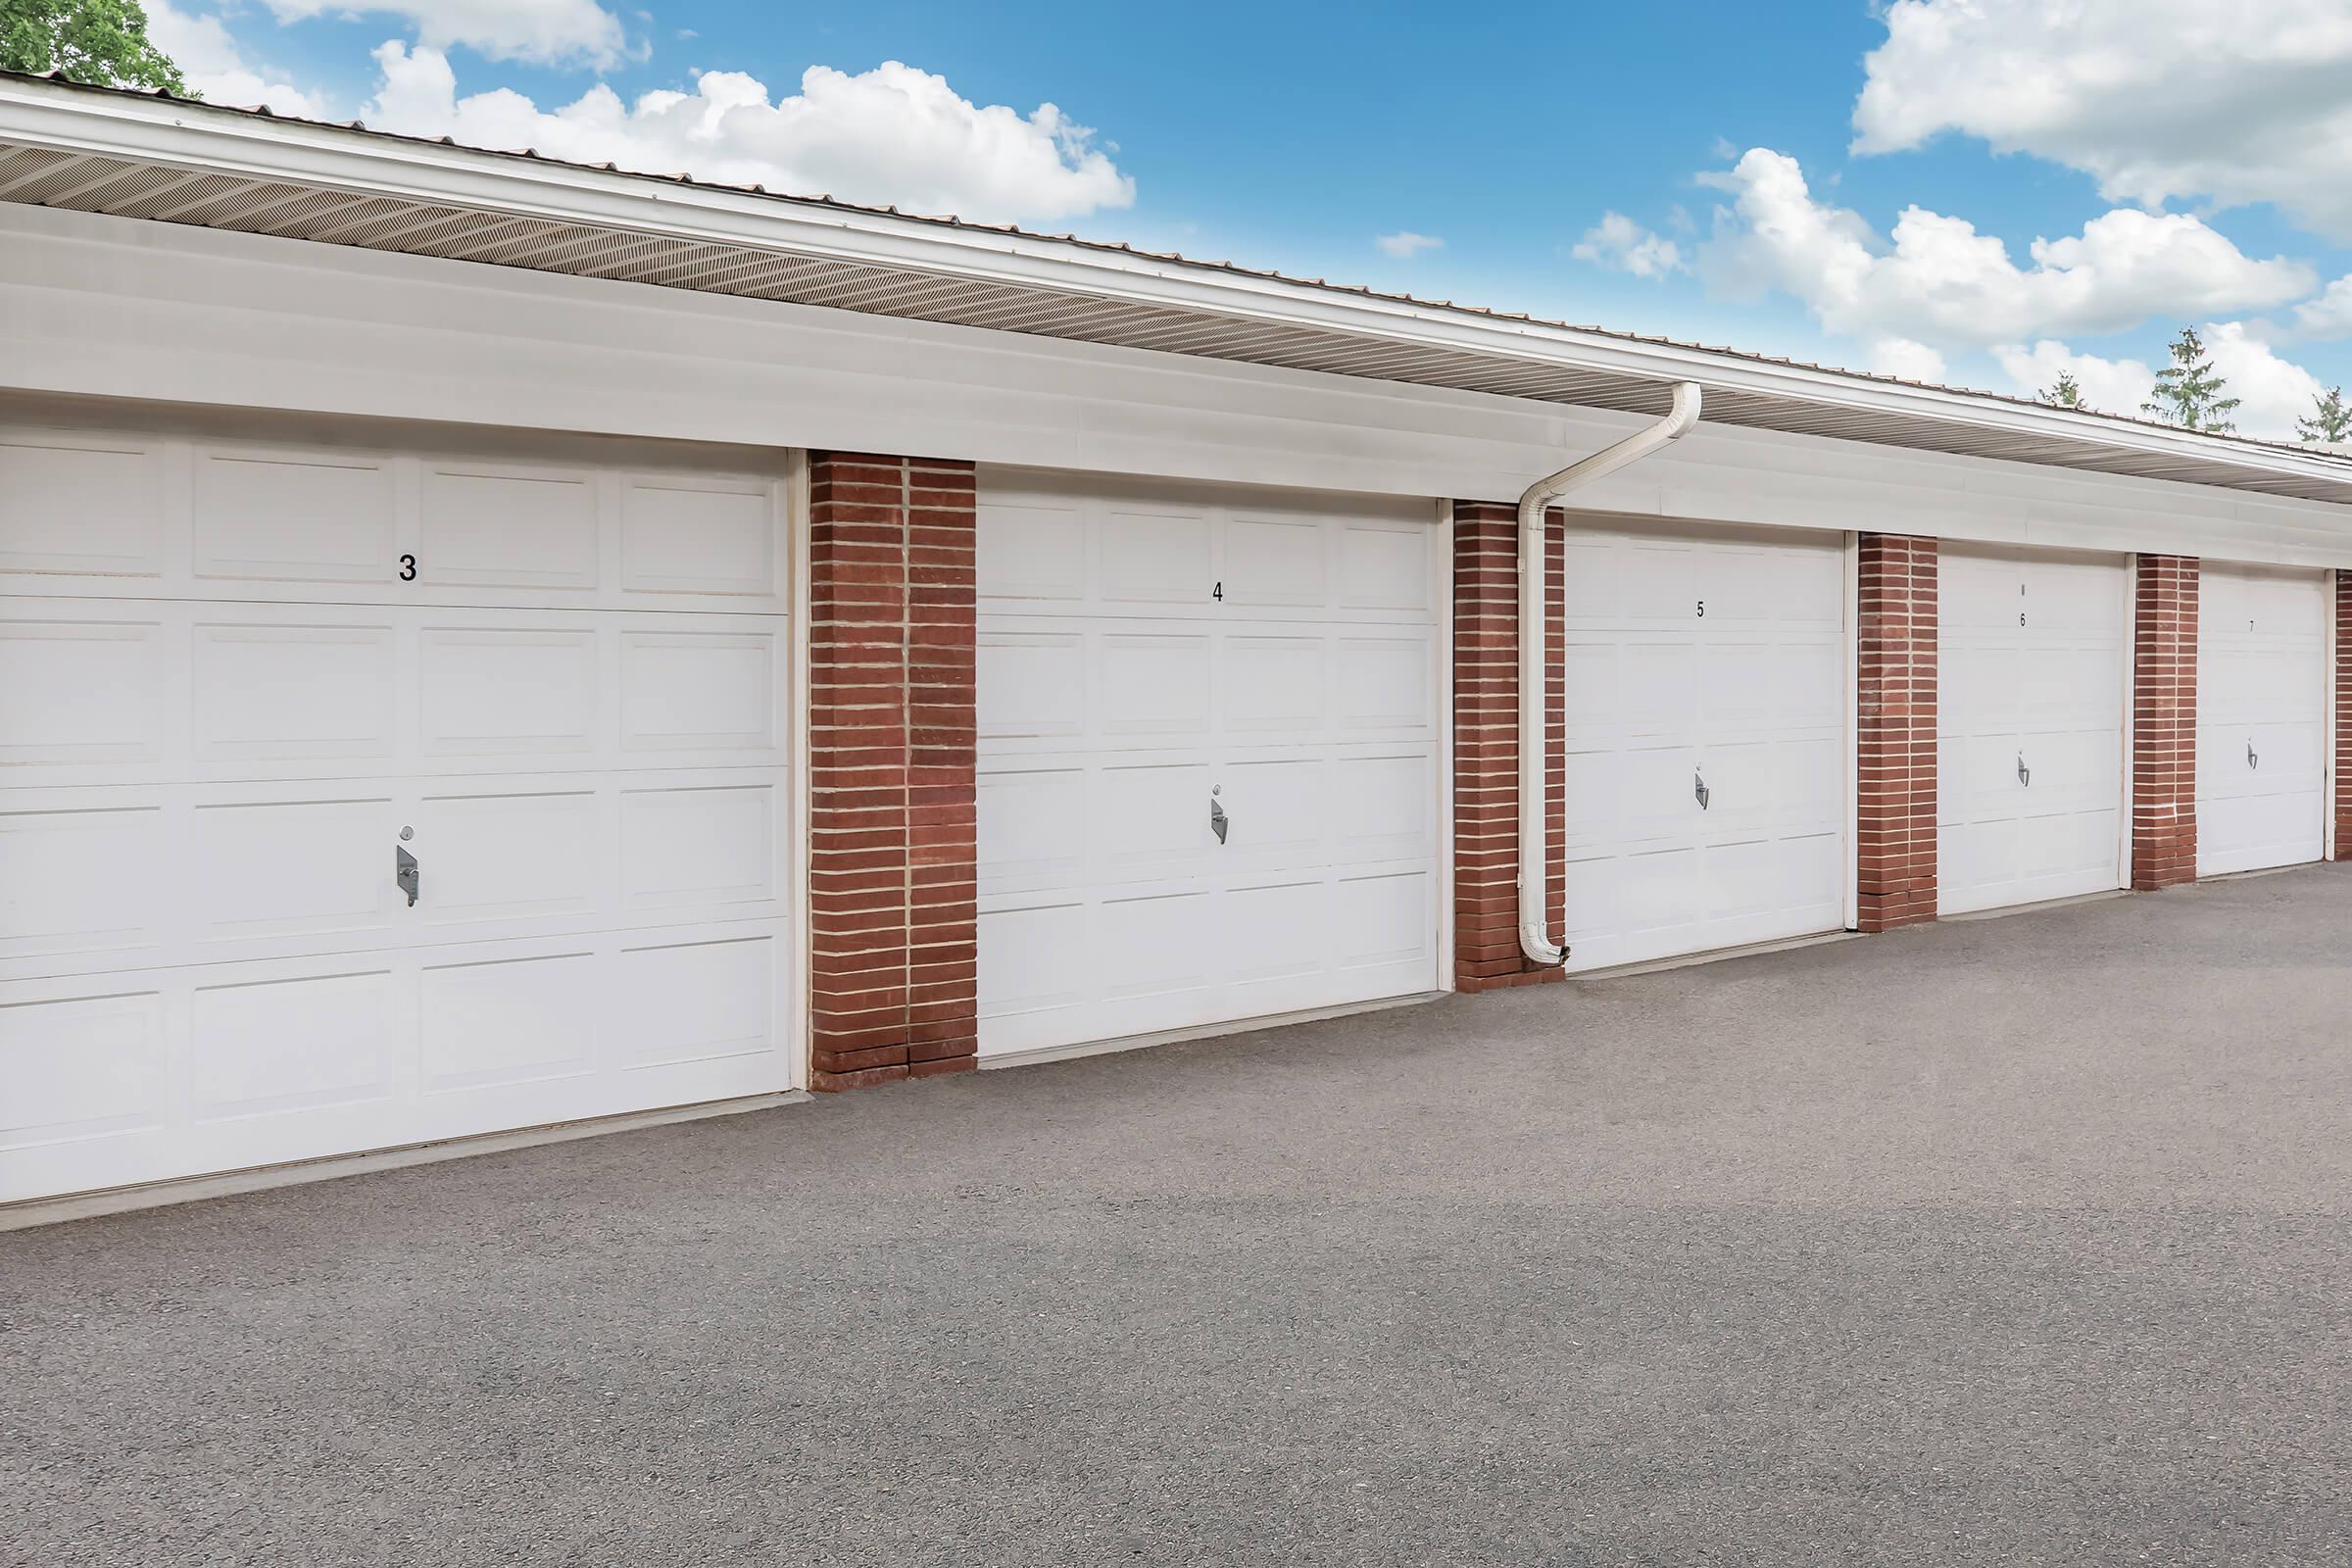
[396,843,420,907]
[2017,752,2032,788]
[1693,769,1710,811]
[2248,740,2261,771]
[1209,790,1229,845]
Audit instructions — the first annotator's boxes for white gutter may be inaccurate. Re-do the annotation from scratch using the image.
[1517,381,1703,967]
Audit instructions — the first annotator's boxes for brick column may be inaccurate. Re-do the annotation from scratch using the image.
[2131,555,2199,890]
[1452,501,1564,991]
[2336,571,2351,860]
[807,452,978,1090]
[1856,535,1938,931]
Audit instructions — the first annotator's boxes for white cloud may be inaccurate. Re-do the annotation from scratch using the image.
[2294,276,2352,341]
[1853,0,2352,240]
[1697,148,2315,351]
[146,0,327,117]
[1869,337,1947,383]
[1994,326,2326,439]
[266,0,632,71]
[1990,340,2157,416]
[2202,320,2329,437]
[1569,212,1684,278]
[1376,231,1443,260]
[365,45,1136,223]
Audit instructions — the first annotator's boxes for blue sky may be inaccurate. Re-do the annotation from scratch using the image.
[144,0,2352,439]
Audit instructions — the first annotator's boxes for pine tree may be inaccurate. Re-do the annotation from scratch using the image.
[2040,369,2087,410]
[2296,385,2351,446]
[2140,325,2239,434]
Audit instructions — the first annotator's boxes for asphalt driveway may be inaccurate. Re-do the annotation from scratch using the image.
[5,866,2350,1566]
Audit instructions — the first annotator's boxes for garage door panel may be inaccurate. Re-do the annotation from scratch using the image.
[978,478,1440,1056]
[2196,564,2328,876]
[1225,513,1326,607]
[194,446,397,585]
[432,789,600,920]
[0,430,167,576]
[420,627,598,758]
[0,805,165,956]
[420,466,599,590]
[1939,547,2127,915]
[3,601,787,787]
[1618,743,1706,843]
[1099,760,1218,867]
[0,618,169,766]
[1337,522,1430,612]
[3,422,789,613]
[1555,517,1847,971]
[0,767,789,985]
[1336,634,1433,733]
[1225,636,1323,730]
[1772,736,1847,833]
[1623,643,1700,734]
[1100,505,1213,604]
[2,416,798,1205]
[0,919,794,1203]
[1101,634,1212,736]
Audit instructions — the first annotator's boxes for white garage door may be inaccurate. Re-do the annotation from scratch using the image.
[975,473,1441,1059]
[1553,516,1849,972]
[1939,545,2128,914]
[2198,563,2330,876]
[0,415,798,1203]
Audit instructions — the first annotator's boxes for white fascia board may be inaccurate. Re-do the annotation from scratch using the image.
[5,75,2352,500]
[6,201,2352,567]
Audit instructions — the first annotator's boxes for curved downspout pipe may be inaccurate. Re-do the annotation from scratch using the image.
[1519,381,1703,967]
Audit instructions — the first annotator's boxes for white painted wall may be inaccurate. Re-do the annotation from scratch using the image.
[4,203,2351,567]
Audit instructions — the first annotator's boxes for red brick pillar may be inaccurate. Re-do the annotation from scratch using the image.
[2335,570,2351,861]
[1452,501,1564,991]
[807,452,978,1090]
[2131,555,2199,890]
[1856,535,1938,931]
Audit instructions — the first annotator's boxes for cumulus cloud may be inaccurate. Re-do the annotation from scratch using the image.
[146,0,327,117]
[1696,148,2315,351]
[2201,320,2330,437]
[1569,212,1684,278]
[267,0,632,71]
[365,45,1136,223]
[1990,340,2158,416]
[2294,276,2352,341]
[1869,337,1947,383]
[1994,326,2326,439]
[1376,231,1443,260]
[1853,0,2352,240]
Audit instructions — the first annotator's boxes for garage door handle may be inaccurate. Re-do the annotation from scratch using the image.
[1693,769,1710,810]
[1208,795,1228,845]
[2248,740,2260,771]
[2017,752,2032,787]
[395,844,420,907]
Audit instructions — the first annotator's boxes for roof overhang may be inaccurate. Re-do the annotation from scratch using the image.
[4,72,2352,509]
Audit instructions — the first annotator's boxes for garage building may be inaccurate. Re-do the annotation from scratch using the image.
[2,73,2348,1212]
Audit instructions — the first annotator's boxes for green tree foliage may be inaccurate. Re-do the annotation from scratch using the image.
[1,0,188,94]
[2296,385,2351,446]
[2140,325,2239,434]
[2040,369,2088,411]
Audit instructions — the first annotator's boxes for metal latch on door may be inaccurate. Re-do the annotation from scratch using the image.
[395,826,419,907]
[2017,752,2032,787]
[2248,739,2261,771]
[1208,787,1229,845]
[1693,769,1710,810]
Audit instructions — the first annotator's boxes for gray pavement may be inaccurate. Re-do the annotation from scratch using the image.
[5,866,2350,1566]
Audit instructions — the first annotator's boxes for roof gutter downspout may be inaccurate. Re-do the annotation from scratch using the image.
[1518,381,1704,967]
